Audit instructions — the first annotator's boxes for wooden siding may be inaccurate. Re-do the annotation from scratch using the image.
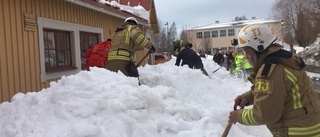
[0,0,149,102]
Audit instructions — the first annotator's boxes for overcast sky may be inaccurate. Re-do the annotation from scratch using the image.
[154,0,277,32]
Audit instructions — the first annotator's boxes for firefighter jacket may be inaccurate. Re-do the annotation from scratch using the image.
[107,24,152,61]
[236,43,320,136]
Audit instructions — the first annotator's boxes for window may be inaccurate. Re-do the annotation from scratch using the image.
[204,31,210,38]
[43,29,73,72]
[80,32,99,70]
[212,30,218,37]
[38,17,103,82]
[196,32,203,39]
[221,47,228,51]
[220,30,226,37]
[228,29,235,36]
[228,46,235,51]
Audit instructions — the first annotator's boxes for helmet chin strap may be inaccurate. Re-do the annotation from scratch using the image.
[254,48,262,59]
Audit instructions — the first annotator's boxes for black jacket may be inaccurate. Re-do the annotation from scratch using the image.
[225,51,234,64]
[213,53,224,65]
[175,48,203,69]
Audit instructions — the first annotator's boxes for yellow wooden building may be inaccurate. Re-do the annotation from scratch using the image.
[0,0,159,102]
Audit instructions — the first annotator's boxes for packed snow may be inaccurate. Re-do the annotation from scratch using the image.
[0,56,276,137]
[98,0,149,20]
[300,36,320,67]
[1,54,319,137]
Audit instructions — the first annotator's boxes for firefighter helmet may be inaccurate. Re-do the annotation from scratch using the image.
[238,23,277,52]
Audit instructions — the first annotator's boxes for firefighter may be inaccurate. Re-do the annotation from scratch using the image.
[228,23,320,136]
[105,17,155,77]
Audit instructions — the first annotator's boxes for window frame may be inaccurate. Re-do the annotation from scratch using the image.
[228,29,235,36]
[43,29,74,72]
[211,30,218,37]
[219,30,226,37]
[204,31,210,38]
[38,17,103,82]
[80,32,99,70]
[196,32,203,39]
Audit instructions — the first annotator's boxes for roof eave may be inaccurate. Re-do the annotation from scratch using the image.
[64,0,149,26]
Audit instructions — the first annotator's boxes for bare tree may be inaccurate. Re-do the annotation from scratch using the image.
[180,25,198,49]
[309,0,320,21]
[272,0,320,48]
[296,11,313,47]
[153,28,167,52]
[167,22,177,52]
[201,37,211,54]
[152,21,178,53]
[233,16,247,21]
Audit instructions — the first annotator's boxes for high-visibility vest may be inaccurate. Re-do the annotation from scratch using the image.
[234,54,251,72]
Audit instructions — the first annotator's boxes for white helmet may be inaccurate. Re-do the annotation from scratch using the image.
[238,23,276,52]
[124,17,138,25]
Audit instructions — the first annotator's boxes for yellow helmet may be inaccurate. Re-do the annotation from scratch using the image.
[238,23,276,52]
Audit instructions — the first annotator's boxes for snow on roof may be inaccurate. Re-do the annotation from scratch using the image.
[98,0,149,21]
[65,0,149,26]
[193,19,282,30]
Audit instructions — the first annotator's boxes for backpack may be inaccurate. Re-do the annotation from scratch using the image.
[84,40,111,70]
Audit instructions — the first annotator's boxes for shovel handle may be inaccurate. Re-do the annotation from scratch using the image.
[222,105,243,137]
[221,122,233,137]
[136,51,150,67]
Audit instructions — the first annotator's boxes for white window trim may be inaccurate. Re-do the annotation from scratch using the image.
[37,17,103,82]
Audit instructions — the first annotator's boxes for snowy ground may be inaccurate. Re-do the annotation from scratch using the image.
[0,57,272,137]
[0,55,319,137]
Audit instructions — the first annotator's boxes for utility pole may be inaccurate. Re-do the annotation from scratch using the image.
[165,22,169,49]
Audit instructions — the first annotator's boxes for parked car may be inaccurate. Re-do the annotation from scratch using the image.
[154,53,171,65]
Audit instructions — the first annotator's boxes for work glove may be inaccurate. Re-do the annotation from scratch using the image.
[233,95,248,110]
[149,45,156,53]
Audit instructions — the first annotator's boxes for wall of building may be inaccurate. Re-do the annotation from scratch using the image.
[192,21,283,54]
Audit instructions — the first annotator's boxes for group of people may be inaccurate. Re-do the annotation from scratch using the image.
[95,17,320,136]
[212,48,252,78]
[174,24,320,136]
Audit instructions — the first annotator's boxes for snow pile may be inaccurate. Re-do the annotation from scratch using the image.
[98,0,149,20]
[0,58,272,137]
[299,34,320,67]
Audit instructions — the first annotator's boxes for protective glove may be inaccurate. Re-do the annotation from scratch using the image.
[149,45,156,53]
[233,95,248,110]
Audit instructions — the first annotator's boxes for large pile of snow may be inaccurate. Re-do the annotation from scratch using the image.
[0,57,272,137]
[299,35,320,67]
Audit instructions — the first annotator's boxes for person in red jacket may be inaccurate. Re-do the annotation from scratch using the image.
[84,38,111,70]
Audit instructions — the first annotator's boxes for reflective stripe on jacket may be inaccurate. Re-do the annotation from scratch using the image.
[234,54,252,71]
[108,24,152,61]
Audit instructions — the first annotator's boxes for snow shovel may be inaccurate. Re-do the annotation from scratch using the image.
[221,122,233,137]
[212,67,221,73]
[221,104,244,137]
